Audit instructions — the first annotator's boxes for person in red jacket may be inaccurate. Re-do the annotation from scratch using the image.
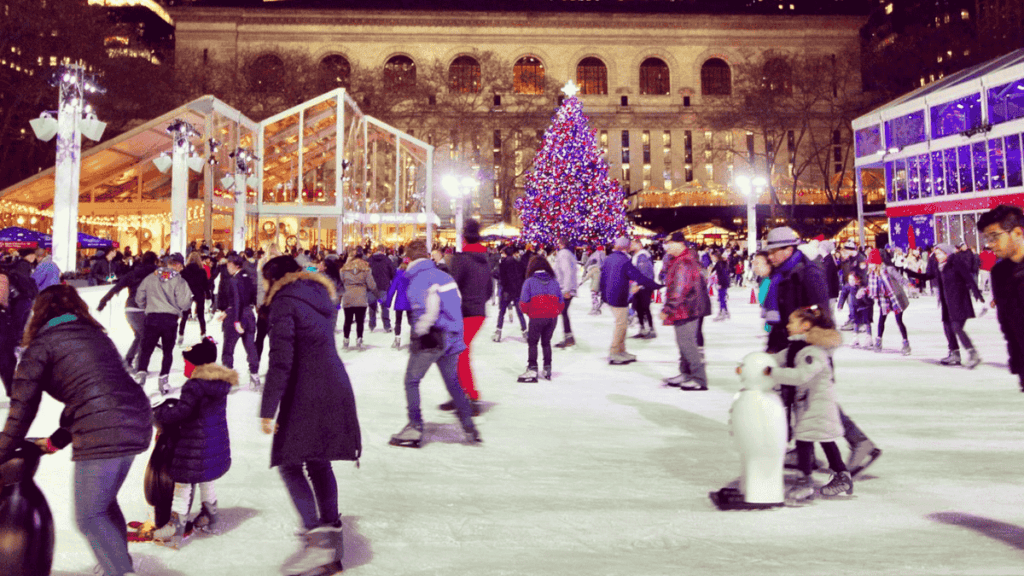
[517,256,565,382]
[660,232,712,390]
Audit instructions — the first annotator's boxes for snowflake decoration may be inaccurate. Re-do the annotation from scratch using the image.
[892,221,901,236]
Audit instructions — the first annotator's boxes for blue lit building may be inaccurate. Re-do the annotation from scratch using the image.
[853,48,1024,252]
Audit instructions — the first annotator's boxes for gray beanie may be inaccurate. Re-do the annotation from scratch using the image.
[613,236,631,250]
[935,243,956,255]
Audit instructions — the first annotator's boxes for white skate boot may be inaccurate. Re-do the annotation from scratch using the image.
[282,523,343,576]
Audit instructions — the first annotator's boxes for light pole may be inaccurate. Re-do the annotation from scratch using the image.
[220,148,260,252]
[30,63,106,274]
[735,175,766,255]
[153,120,205,256]
[442,174,478,251]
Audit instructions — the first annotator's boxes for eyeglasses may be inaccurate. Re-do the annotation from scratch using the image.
[983,231,1008,245]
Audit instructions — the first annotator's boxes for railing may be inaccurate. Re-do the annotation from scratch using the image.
[632,188,886,209]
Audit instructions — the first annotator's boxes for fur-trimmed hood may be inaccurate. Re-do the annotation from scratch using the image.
[342,257,370,273]
[190,363,239,387]
[265,271,338,306]
[805,326,843,351]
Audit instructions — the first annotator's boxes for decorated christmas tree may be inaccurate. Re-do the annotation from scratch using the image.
[515,81,628,246]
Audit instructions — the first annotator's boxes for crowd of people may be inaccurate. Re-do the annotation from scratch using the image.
[0,204,1022,575]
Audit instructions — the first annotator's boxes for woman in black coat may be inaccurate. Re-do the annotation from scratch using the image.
[178,251,210,341]
[0,285,151,576]
[904,244,984,367]
[259,256,361,574]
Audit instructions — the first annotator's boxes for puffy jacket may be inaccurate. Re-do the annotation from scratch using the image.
[0,316,152,462]
[553,248,579,296]
[181,262,209,299]
[519,271,565,318]
[405,258,465,356]
[261,272,361,467]
[99,263,158,310]
[772,327,844,443]
[341,257,377,308]
[384,269,411,311]
[600,251,660,307]
[662,249,711,324]
[367,252,396,299]
[136,267,193,316]
[153,364,235,483]
[450,244,493,317]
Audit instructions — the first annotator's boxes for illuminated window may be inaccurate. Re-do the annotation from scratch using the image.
[449,55,481,94]
[642,130,650,164]
[961,9,969,19]
[513,56,544,95]
[384,55,416,92]
[639,58,670,95]
[576,57,607,95]
[884,3,892,14]
[701,58,731,96]
[318,55,350,91]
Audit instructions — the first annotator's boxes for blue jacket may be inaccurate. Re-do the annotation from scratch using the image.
[404,258,466,356]
[600,251,661,307]
[31,257,61,291]
[384,269,411,311]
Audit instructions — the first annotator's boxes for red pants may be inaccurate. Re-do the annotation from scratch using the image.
[458,316,485,401]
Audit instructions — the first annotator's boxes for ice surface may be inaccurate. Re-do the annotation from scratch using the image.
[5,283,1024,575]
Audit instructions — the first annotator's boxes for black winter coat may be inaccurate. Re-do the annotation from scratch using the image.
[992,257,1024,376]
[153,364,235,483]
[367,253,396,299]
[0,317,151,462]
[823,255,841,299]
[450,245,494,318]
[767,251,832,354]
[906,252,982,322]
[99,263,158,309]
[260,272,361,467]
[181,262,209,300]
[498,256,526,299]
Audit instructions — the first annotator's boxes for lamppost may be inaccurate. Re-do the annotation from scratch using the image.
[153,120,205,255]
[220,148,260,252]
[30,63,107,274]
[442,174,478,251]
[735,175,767,255]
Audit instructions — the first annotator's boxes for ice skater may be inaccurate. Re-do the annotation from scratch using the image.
[150,337,235,547]
[772,306,853,502]
[978,205,1024,391]
[517,255,565,382]
[849,273,874,348]
[865,249,911,355]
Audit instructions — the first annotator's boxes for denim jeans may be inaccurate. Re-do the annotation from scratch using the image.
[403,347,474,431]
[368,299,391,331]
[495,290,526,331]
[75,455,135,576]
[278,460,339,530]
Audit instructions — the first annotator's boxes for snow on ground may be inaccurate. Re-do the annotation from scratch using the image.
[5,283,1024,576]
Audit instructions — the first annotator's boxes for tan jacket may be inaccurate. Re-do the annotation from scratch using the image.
[340,258,376,308]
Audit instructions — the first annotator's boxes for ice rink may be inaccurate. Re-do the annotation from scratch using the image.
[4,282,1023,576]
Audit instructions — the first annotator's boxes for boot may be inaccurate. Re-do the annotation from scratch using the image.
[135,370,149,387]
[356,337,363,351]
[820,471,854,497]
[541,366,552,381]
[712,310,726,322]
[343,338,349,350]
[153,512,187,548]
[492,329,501,343]
[873,337,882,352]
[517,368,539,382]
[964,348,981,369]
[939,349,961,365]
[901,340,911,356]
[840,319,855,331]
[522,328,529,340]
[644,327,657,339]
[392,336,401,349]
[282,523,343,575]
[193,501,219,534]
[249,373,261,391]
[786,474,815,503]
[389,422,423,448]
[158,374,170,396]
[176,335,185,347]
[848,439,882,477]
[554,334,575,348]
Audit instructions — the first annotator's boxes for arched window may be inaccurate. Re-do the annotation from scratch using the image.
[576,57,608,95]
[701,58,731,96]
[249,54,284,93]
[318,54,350,92]
[639,57,670,95]
[449,55,481,94]
[762,58,792,94]
[384,55,416,92]
[513,56,545,95]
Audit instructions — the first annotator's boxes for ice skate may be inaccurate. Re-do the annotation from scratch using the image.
[848,439,882,478]
[901,340,911,356]
[630,327,648,339]
[492,329,501,342]
[342,338,349,350]
[193,500,219,535]
[785,475,815,505]
[522,328,529,340]
[176,335,185,347]
[392,337,401,349]
[712,310,727,322]
[356,337,363,351]
[282,523,343,576]
[819,471,854,497]
[135,370,149,387]
[158,374,171,396]
[939,349,961,365]
[517,368,539,383]
[840,319,855,331]
[249,373,261,391]
[963,348,981,369]
[554,334,575,348]
[643,328,657,339]
[609,353,635,365]
[438,399,457,411]
[541,366,552,381]
[463,424,483,444]
[664,373,691,387]
[389,422,423,448]
[152,512,187,548]
[873,337,882,352]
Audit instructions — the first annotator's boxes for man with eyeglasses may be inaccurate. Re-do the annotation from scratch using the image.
[977,205,1024,392]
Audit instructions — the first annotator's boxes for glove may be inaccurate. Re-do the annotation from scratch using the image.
[96,298,107,311]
